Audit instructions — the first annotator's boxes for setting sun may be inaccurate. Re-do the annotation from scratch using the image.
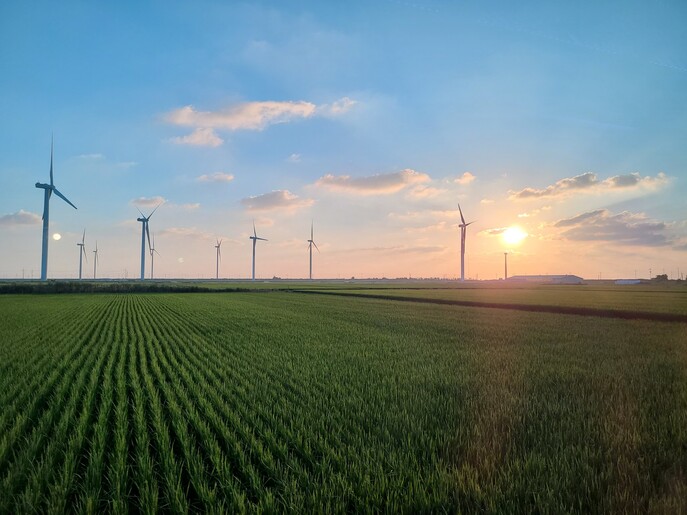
[502,226,527,246]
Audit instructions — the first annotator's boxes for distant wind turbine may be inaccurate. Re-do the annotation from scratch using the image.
[93,242,99,279]
[76,229,87,280]
[150,233,160,279]
[457,203,475,281]
[307,222,319,280]
[249,221,267,280]
[215,239,222,279]
[504,252,508,280]
[136,203,161,280]
[35,137,77,280]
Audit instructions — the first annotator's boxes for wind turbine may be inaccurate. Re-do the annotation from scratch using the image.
[93,242,99,279]
[249,221,267,280]
[215,239,222,279]
[76,229,87,280]
[149,233,160,280]
[35,137,77,280]
[307,222,319,280]
[136,203,161,280]
[504,252,508,280]
[457,203,474,281]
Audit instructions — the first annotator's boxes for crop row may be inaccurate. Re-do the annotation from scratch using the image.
[0,292,685,512]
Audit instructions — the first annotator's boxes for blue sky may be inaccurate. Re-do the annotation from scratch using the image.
[1,1,686,279]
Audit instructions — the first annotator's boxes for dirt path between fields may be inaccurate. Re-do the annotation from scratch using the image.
[293,290,687,324]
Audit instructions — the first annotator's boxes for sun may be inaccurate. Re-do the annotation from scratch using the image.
[502,226,527,246]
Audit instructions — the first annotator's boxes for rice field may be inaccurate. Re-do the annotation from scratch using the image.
[0,289,686,512]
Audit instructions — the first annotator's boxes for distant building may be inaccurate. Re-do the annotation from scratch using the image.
[507,275,584,284]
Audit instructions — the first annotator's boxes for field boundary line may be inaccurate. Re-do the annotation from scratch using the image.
[291,290,687,324]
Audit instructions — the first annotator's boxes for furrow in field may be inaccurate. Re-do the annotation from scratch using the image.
[139,297,290,508]
[294,290,687,323]
[75,296,127,514]
[106,295,132,512]
[127,295,189,514]
[0,298,115,490]
[44,303,121,515]
[3,305,114,513]
[134,296,257,510]
[0,297,98,381]
[143,297,352,504]
[0,298,106,435]
[134,297,222,512]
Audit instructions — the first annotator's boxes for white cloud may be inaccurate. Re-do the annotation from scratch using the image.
[315,169,430,195]
[480,198,494,204]
[171,128,223,147]
[315,97,357,117]
[510,172,668,200]
[287,153,301,163]
[196,172,235,183]
[165,97,356,134]
[130,196,166,208]
[76,153,104,160]
[454,172,476,185]
[407,185,445,199]
[0,209,41,227]
[554,209,671,246]
[241,190,314,212]
[480,227,508,236]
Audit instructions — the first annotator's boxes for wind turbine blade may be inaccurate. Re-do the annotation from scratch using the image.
[219,238,222,247]
[257,237,268,241]
[82,229,86,245]
[253,221,257,238]
[313,241,320,252]
[137,207,145,218]
[148,202,162,219]
[218,247,221,261]
[50,135,54,187]
[52,187,77,209]
[311,221,313,240]
[146,223,151,251]
[83,246,88,263]
[457,203,466,225]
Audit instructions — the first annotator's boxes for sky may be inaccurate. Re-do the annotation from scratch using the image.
[1,0,686,280]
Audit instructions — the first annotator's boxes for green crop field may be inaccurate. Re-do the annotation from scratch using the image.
[1,289,686,513]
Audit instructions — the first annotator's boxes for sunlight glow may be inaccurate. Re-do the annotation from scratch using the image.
[52,233,62,241]
[502,226,527,246]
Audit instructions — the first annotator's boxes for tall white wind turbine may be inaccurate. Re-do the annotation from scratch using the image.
[215,239,222,279]
[93,242,99,279]
[457,203,474,281]
[76,229,87,280]
[307,222,319,280]
[149,233,160,279]
[136,204,161,280]
[249,222,267,280]
[35,137,77,280]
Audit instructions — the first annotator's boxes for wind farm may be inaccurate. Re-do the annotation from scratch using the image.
[2,2,687,513]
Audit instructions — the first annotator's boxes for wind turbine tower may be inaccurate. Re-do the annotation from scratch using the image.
[150,234,160,279]
[35,137,77,280]
[307,222,320,280]
[136,204,161,280]
[93,242,99,279]
[76,230,87,280]
[249,222,267,280]
[504,252,508,280]
[215,239,222,279]
[457,203,474,281]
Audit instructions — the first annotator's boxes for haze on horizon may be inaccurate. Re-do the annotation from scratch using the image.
[1,1,686,280]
